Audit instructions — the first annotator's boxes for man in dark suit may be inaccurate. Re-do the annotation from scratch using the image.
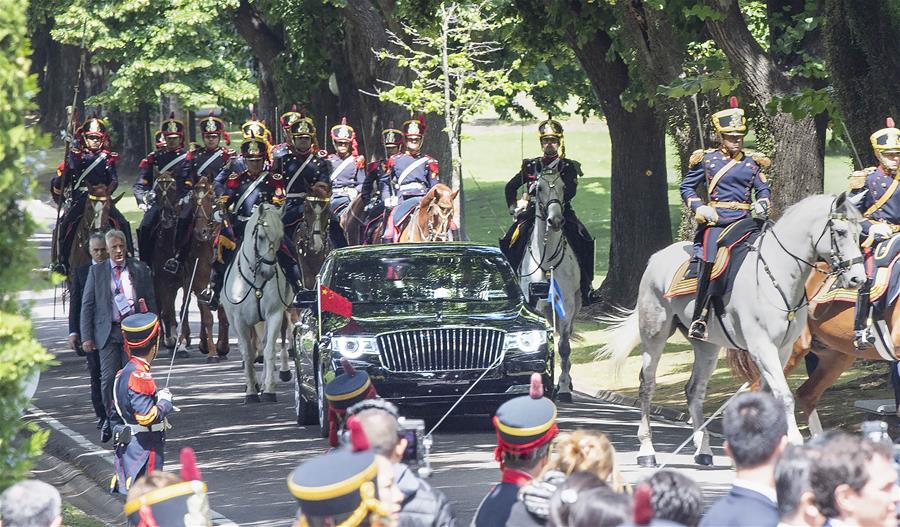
[81,229,156,442]
[699,392,787,527]
[68,231,108,430]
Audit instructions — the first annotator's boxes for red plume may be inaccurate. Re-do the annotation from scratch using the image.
[888,117,895,128]
[137,505,160,527]
[341,357,356,376]
[529,373,543,399]
[223,131,230,145]
[291,103,298,112]
[179,447,202,481]
[729,96,739,109]
[417,114,425,126]
[633,483,653,525]
[388,120,395,128]
[207,110,214,117]
[341,116,348,125]
[346,416,369,452]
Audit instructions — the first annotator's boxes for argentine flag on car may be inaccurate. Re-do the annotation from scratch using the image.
[549,272,565,320]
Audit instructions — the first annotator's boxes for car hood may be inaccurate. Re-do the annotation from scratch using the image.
[326,300,544,334]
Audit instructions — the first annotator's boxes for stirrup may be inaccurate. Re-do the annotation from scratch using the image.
[689,319,708,340]
[853,328,875,350]
[163,258,181,274]
[198,286,215,304]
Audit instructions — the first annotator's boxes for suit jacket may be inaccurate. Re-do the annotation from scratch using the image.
[80,257,157,349]
[68,263,92,335]
[699,485,779,527]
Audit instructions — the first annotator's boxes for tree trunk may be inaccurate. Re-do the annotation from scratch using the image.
[110,107,148,177]
[824,0,900,167]
[232,0,284,130]
[38,41,82,137]
[256,58,278,130]
[563,23,672,310]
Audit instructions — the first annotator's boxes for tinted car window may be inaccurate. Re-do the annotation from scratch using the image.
[331,253,519,304]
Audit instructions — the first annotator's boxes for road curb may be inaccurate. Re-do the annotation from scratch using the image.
[587,389,689,422]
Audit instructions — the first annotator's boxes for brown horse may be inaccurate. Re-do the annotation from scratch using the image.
[178,176,230,362]
[728,263,893,435]
[293,181,334,288]
[398,184,457,242]
[340,195,369,246]
[148,172,183,351]
[67,192,123,282]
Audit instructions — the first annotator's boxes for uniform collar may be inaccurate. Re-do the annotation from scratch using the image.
[130,356,151,371]
[541,154,560,164]
[719,148,744,161]
[405,150,422,158]
[878,165,899,178]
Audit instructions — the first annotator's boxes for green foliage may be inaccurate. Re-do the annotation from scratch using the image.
[0,0,54,491]
[52,0,256,112]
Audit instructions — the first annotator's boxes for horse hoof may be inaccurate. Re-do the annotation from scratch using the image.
[244,394,261,404]
[217,353,228,361]
[206,356,220,364]
[254,355,264,364]
[175,350,189,359]
[279,370,292,382]
[694,454,714,466]
[637,455,658,468]
[199,344,209,355]
[287,347,297,360]
[556,391,573,404]
[261,392,277,403]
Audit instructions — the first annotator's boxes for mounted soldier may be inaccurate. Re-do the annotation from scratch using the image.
[327,118,366,217]
[357,124,403,243]
[679,96,771,340]
[499,118,597,305]
[134,114,191,265]
[200,136,306,309]
[848,118,900,349]
[51,117,132,274]
[380,117,440,243]
[274,111,346,248]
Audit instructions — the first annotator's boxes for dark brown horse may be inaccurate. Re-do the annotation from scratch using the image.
[398,184,457,243]
[67,191,122,282]
[293,181,334,288]
[340,195,368,246]
[178,176,230,362]
[148,172,183,351]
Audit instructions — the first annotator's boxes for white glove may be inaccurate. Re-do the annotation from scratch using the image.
[870,223,893,239]
[138,203,149,212]
[695,205,718,225]
[178,193,192,206]
[385,195,398,208]
[157,388,173,404]
[213,210,223,222]
[753,199,770,219]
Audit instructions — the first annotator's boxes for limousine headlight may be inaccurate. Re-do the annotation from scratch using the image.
[332,336,378,359]
[503,330,547,353]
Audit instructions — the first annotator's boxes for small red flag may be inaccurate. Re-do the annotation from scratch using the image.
[320,285,353,318]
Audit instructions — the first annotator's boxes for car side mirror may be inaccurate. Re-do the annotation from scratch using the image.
[529,282,549,300]
[294,288,318,308]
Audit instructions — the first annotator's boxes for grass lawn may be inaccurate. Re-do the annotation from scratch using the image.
[62,503,109,527]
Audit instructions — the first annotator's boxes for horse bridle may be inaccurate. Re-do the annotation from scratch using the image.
[192,181,217,241]
[420,199,453,242]
[299,195,331,252]
[522,171,566,274]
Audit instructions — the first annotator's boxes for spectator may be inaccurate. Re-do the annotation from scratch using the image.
[809,432,897,527]
[0,479,62,527]
[68,231,108,429]
[774,445,824,527]
[126,470,182,502]
[353,400,456,526]
[699,392,787,527]
[80,228,156,443]
[546,472,606,527]
[123,471,212,527]
[566,486,631,527]
[644,470,703,527]
[508,429,627,526]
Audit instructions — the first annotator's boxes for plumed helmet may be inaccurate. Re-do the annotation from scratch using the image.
[401,116,426,138]
[871,117,900,154]
[382,121,403,147]
[241,114,273,145]
[711,96,747,135]
[160,113,185,138]
[240,137,269,161]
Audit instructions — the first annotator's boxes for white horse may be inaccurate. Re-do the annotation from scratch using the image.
[600,193,866,466]
[519,168,581,401]
[222,203,293,403]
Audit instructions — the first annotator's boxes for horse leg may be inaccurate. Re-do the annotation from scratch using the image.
[556,327,573,403]
[216,306,230,357]
[235,320,260,403]
[685,341,720,466]
[750,341,803,444]
[795,348,855,436]
[279,313,292,382]
[261,317,281,401]
[199,303,217,362]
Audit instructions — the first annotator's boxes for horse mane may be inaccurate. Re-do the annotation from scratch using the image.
[422,183,452,209]
[309,181,332,199]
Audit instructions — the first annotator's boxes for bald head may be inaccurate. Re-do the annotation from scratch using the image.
[356,408,400,458]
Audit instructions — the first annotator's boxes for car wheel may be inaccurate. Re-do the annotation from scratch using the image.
[317,366,330,439]
[294,366,318,426]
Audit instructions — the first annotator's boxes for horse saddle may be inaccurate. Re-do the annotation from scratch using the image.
[814,236,900,308]
[665,218,762,298]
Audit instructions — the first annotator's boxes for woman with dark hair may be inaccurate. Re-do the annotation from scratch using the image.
[546,472,606,527]
[565,486,631,527]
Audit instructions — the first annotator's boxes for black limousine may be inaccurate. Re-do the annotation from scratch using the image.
[290,243,554,434]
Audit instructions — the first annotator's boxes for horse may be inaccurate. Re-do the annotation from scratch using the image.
[67,192,121,280]
[598,193,866,467]
[397,184,457,242]
[147,172,183,351]
[727,256,900,436]
[177,176,230,362]
[339,195,366,246]
[292,182,334,288]
[516,170,581,402]
[222,203,293,403]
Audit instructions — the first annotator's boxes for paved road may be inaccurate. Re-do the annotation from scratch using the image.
[22,283,736,526]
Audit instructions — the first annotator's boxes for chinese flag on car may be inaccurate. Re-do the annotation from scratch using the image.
[320,284,353,318]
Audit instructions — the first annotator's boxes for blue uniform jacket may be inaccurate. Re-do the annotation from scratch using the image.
[504,156,579,210]
[381,152,439,200]
[472,481,519,527]
[111,356,173,493]
[53,149,119,202]
[679,148,771,223]
[272,144,329,201]
[185,145,233,187]
[850,166,900,236]
[327,153,365,191]
[134,148,190,204]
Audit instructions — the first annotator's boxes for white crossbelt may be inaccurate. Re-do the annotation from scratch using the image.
[396,157,430,186]
[330,156,357,182]
[195,149,223,177]
[233,171,269,216]
[159,152,188,175]
[74,152,108,189]
[287,153,314,192]
[130,423,165,433]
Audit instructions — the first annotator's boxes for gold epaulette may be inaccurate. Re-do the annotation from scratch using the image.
[689,149,713,167]
[750,152,771,168]
[848,166,877,190]
[189,142,201,151]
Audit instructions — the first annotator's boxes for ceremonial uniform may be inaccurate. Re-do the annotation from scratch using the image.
[382,118,440,242]
[324,358,378,447]
[134,116,191,264]
[849,119,900,348]
[473,374,557,527]
[274,114,347,248]
[498,119,596,304]
[679,98,771,339]
[110,313,173,494]
[327,119,366,215]
[52,118,132,273]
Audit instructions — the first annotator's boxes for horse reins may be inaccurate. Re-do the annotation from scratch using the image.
[519,170,567,277]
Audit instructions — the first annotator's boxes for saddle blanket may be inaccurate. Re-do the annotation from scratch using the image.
[385,197,422,241]
[665,218,762,298]
[814,236,900,310]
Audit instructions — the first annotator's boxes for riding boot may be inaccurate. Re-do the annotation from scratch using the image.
[688,260,714,340]
[853,281,875,349]
[200,261,225,310]
[330,215,348,248]
[283,264,307,307]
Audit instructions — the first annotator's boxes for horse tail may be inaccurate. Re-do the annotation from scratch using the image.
[726,348,760,385]
[595,308,640,373]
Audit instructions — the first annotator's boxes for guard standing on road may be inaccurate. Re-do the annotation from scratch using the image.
[109,312,175,494]
[325,358,379,447]
[472,374,557,527]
